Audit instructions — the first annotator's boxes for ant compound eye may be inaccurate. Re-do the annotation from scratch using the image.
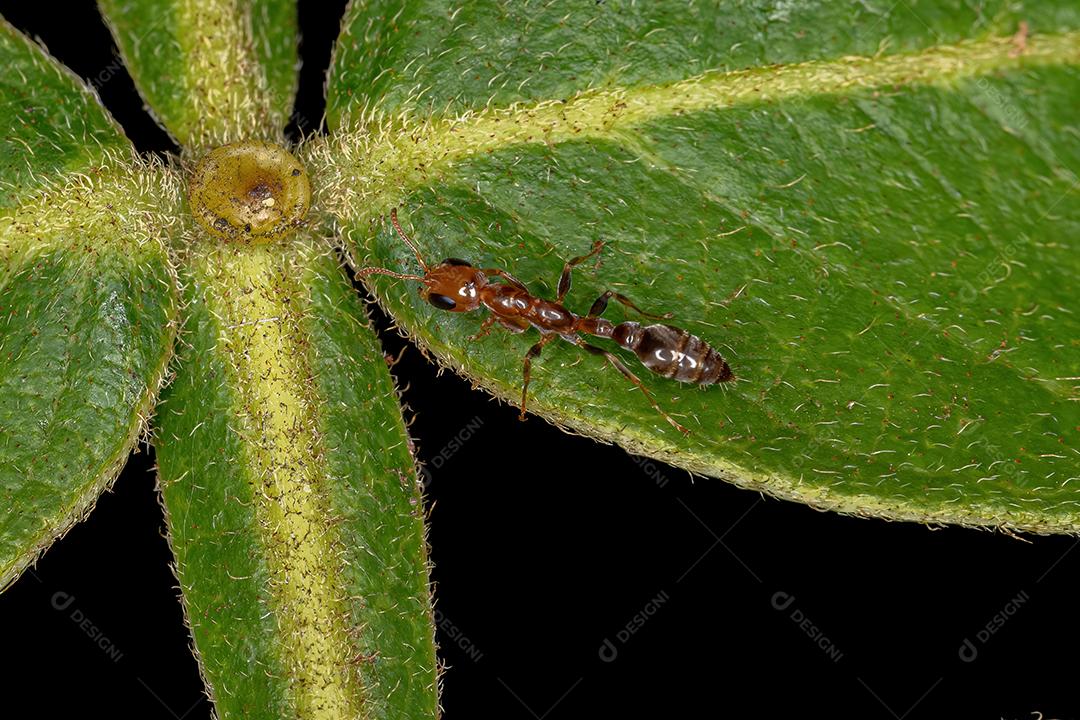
[441,257,472,267]
[428,293,457,310]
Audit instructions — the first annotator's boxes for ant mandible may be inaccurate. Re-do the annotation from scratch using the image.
[357,209,734,435]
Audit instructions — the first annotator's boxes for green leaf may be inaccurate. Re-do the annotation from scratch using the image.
[311,3,1080,532]
[154,236,436,719]
[0,17,128,209]
[324,0,1080,123]
[98,0,298,150]
[0,17,178,591]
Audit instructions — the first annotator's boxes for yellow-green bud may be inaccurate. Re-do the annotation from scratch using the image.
[189,141,311,243]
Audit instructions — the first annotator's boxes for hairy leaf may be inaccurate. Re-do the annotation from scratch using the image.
[154,235,436,720]
[0,18,128,209]
[0,15,178,589]
[312,2,1080,532]
[98,0,298,150]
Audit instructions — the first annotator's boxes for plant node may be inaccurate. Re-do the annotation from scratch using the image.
[189,141,311,243]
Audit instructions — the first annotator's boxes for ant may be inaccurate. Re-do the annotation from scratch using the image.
[357,209,734,435]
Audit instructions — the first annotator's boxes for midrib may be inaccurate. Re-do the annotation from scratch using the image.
[311,29,1080,219]
[197,242,365,720]
[308,28,1080,406]
[175,0,280,148]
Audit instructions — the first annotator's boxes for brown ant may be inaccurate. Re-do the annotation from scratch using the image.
[357,209,734,435]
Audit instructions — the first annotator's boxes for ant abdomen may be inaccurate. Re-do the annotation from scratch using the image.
[611,322,733,385]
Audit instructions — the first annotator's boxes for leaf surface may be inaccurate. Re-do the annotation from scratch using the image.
[154,235,436,719]
[98,0,298,150]
[0,18,128,209]
[0,18,177,589]
[313,2,1080,532]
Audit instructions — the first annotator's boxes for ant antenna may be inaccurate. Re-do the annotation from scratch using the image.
[355,208,429,283]
[391,208,429,273]
[355,266,425,282]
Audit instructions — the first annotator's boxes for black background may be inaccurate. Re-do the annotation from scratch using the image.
[0,2,1076,718]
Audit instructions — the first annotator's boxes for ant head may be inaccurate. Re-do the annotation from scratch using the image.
[356,210,487,312]
[421,259,486,312]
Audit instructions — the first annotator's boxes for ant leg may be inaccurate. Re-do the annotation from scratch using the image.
[557,240,604,302]
[498,316,530,333]
[575,339,690,435]
[520,334,556,421]
[468,316,498,341]
[588,290,673,320]
[471,315,528,341]
[480,268,530,292]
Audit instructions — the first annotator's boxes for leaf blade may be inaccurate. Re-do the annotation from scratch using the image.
[97,0,298,150]
[316,11,1080,531]
[155,236,436,719]
[0,17,128,209]
[0,18,179,590]
[325,0,1080,126]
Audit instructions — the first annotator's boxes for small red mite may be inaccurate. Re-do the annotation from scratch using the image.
[357,209,734,434]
